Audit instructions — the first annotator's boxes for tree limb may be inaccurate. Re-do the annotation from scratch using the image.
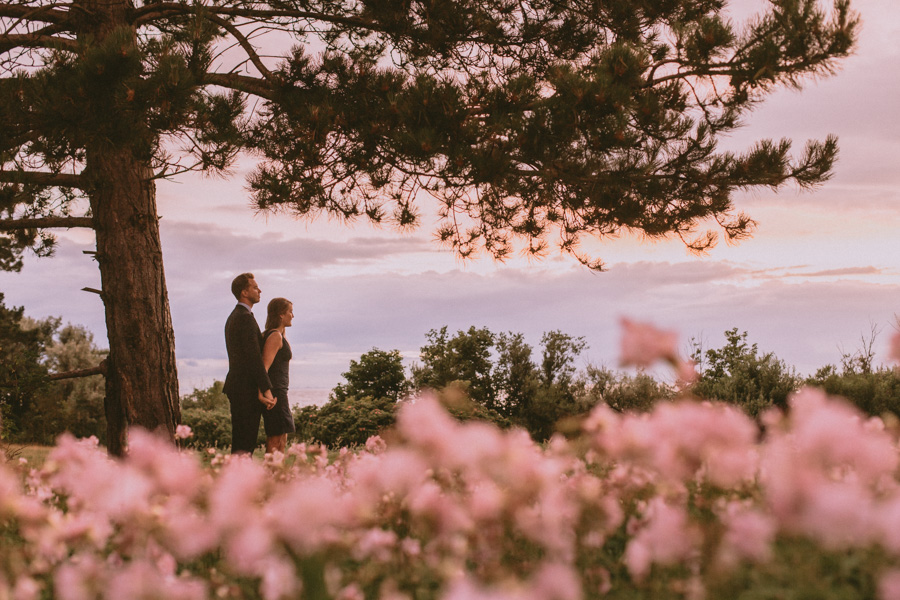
[0,33,78,53]
[203,71,274,99]
[0,216,94,230]
[133,2,382,33]
[48,360,107,381]
[0,4,71,24]
[0,170,84,188]
[205,14,277,83]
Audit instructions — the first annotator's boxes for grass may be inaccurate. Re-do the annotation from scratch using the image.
[2,442,53,468]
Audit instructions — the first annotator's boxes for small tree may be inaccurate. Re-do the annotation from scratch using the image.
[691,328,799,416]
[331,348,409,403]
[492,332,539,419]
[413,326,496,409]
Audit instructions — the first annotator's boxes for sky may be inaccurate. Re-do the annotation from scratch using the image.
[2,0,899,401]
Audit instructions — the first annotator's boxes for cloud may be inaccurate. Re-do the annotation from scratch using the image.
[159,220,436,280]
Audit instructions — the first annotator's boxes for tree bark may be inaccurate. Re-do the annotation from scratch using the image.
[85,149,180,455]
[77,0,180,456]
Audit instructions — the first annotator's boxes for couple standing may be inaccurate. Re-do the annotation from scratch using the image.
[223,273,296,455]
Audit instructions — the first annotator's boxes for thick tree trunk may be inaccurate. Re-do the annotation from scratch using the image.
[86,151,180,456]
[78,0,180,456]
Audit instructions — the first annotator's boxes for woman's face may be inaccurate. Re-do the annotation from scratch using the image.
[282,304,294,328]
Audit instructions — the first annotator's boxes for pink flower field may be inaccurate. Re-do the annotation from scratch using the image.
[2,326,900,599]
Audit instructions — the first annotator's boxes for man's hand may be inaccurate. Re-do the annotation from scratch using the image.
[258,389,276,410]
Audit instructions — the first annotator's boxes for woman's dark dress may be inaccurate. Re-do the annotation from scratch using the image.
[262,329,296,436]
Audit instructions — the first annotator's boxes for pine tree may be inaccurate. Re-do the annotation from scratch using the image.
[0,0,858,452]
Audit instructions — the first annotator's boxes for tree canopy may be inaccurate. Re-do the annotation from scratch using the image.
[0,0,859,449]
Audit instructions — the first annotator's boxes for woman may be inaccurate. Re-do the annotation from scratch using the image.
[261,297,296,454]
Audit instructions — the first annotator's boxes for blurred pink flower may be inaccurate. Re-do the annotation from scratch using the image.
[209,458,267,531]
[625,498,698,580]
[159,497,219,559]
[267,477,350,553]
[619,318,679,367]
[365,435,387,454]
[13,577,41,600]
[54,555,102,600]
[789,388,898,482]
[718,501,775,567]
[531,562,581,600]
[174,424,193,440]
[226,521,275,573]
[598,400,757,486]
[890,331,900,364]
[796,480,877,549]
[337,583,365,600]
[354,527,398,562]
[260,558,299,600]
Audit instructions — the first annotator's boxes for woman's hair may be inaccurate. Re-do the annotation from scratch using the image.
[265,297,292,330]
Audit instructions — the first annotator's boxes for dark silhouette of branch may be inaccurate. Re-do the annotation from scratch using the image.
[48,360,107,381]
[0,170,84,188]
[0,4,71,24]
[203,72,274,99]
[0,33,78,53]
[0,216,94,230]
[205,14,277,83]
[132,2,382,32]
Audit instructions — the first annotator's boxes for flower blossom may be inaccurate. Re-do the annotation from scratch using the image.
[619,318,679,367]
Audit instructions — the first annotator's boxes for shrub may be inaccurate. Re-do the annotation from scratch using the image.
[690,328,800,416]
[306,395,398,448]
[575,365,676,413]
[807,365,900,419]
[180,381,265,450]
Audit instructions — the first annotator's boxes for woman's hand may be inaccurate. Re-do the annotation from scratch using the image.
[259,389,276,409]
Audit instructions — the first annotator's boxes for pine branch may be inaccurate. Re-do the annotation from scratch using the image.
[0,4,71,25]
[205,14,276,83]
[0,216,94,230]
[133,2,382,33]
[0,33,78,53]
[48,360,107,381]
[0,170,84,188]
[203,72,274,99]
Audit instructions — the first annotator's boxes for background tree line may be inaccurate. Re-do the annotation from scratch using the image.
[180,323,900,450]
[4,290,899,449]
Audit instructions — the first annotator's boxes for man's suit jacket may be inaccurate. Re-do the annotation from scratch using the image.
[223,304,272,400]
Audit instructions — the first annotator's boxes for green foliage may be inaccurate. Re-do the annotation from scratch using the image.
[413,327,496,409]
[296,347,410,448]
[331,348,410,403]
[412,326,587,440]
[0,295,51,440]
[493,332,540,419]
[41,323,107,444]
[0,302,108,445]
[575,365,676,414]
[303,395,397,448]
[690,329,800,416]
[807,365,900,420]
[179,381,234,451]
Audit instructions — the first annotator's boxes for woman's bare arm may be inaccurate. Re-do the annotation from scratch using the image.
[262,331,283,372]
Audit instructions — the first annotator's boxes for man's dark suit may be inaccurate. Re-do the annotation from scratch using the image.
[224,304,272,454]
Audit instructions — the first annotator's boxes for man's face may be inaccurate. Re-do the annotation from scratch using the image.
[242,279,262,305]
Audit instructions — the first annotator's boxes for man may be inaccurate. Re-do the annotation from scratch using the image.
[224,273,276,454]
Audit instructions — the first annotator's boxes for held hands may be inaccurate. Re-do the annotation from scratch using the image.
[258,389,276,410]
